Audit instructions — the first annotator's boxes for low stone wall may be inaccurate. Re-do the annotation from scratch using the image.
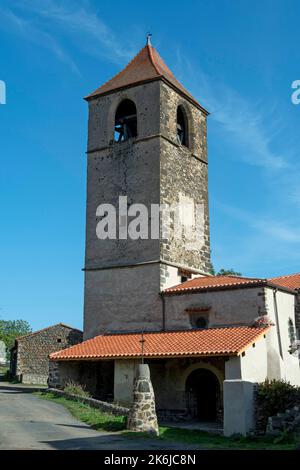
[254,381,300,434]
[47,388,129,417]
[22,373,48,385]
[266,406,300,436]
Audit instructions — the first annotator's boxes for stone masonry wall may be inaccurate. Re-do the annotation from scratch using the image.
[16,324,82,384]
[85,81,161,270]
[159,82,211,275]
[83,78,212,337]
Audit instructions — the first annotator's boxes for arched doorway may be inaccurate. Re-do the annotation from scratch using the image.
[185,369,220,421]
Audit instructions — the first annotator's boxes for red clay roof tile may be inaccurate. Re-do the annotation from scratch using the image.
[85,44,207,112]
[50,326,269,361]
[268,273,300,291]
[164,274,298,295]
[164,275,268,295]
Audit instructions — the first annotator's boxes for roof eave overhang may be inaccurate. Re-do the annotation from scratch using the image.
[266,282,297,295]
[84,76,209,116]
[49,327,270,363]
[50,351,235,362]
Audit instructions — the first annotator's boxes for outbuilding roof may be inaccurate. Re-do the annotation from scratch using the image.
[15,323,82,341]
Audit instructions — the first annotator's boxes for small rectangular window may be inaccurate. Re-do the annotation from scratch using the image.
[178,268,192,284]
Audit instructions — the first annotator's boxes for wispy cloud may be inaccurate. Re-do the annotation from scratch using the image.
[20,0,136,63]
[0,7,79,74]
[212,201,300,276]
[0,0,138,74]
[219,203,300,244]
[174,51,289,171]
[174,46,300,268]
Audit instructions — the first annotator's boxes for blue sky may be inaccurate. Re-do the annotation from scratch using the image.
[0,0,300,331]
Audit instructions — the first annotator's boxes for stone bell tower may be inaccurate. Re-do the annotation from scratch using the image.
[83,37,211,339]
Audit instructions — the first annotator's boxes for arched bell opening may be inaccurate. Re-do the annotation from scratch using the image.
[114,99,137,142]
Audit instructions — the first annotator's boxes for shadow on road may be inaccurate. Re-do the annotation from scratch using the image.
[56,423,92,430]
[40,435,192,450]
[0,383,46,394]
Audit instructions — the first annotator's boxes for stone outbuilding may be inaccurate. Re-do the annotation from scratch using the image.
[10,323,82,384]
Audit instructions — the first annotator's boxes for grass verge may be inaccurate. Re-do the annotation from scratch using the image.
[35,391,125,432]
[124,427,297,450]
[35,391,298,450]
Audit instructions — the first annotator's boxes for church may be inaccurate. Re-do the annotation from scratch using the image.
[48,38,300,436]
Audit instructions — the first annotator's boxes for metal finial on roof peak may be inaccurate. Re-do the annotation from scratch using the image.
[146,32,152,46]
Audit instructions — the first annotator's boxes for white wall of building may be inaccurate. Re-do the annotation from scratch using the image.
[161,264,203,290]
[165,286,300,385]
[223,379,256,436]
[265,288,300,385]
[225,332,268,382]
[114,359,139,406]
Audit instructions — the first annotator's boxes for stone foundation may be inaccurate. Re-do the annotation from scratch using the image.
[22,373,48,385]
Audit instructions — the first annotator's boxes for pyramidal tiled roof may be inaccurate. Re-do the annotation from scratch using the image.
[85,44,207,113]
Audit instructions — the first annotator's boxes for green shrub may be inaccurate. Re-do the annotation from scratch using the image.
[64,380,91,398]
[256,379,300,431]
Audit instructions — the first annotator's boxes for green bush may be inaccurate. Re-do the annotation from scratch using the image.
[256,379,300,431]
[64,380,91,398]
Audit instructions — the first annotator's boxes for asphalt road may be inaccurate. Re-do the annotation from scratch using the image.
[0,382,194,450]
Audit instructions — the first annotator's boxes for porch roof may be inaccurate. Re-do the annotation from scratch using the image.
[49,326,269,361]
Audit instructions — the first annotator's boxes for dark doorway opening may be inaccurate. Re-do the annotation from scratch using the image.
[185,368,219,421]
[96,361,114,402]
[78,360,114,402]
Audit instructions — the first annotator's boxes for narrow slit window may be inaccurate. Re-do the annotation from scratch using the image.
[114,99,137,142]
